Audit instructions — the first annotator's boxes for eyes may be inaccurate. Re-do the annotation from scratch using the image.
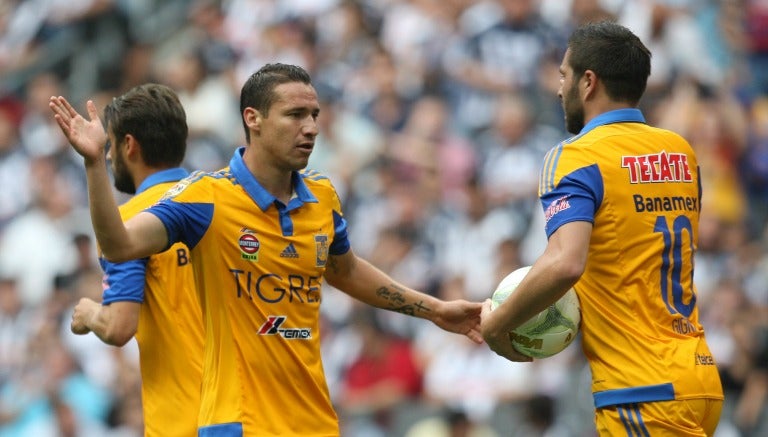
[287,110,319,121]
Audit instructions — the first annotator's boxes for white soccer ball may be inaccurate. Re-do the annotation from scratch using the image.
[490,265,581,359]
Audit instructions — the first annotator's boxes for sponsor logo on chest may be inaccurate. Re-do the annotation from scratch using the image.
[238,228,260,261]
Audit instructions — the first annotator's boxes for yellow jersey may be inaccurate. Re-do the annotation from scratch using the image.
[538,109,723,408]
[147,148,349,436]
[101,168,203,437]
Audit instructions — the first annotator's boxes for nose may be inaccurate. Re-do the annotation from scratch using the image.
[302,117,318,138]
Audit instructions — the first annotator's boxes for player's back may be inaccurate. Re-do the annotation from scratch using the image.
[117,180,203,436]
[541,120,723,407]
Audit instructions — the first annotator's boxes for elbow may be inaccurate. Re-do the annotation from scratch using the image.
[558,258,585,285]
[100,247,132,263]
[323,274,344,292]
[100,247,121,263]
[102,326,135,347]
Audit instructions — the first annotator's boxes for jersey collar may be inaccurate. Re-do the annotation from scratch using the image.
[230,147,318,212]
[579,108,646,136]
[135,167,189,195]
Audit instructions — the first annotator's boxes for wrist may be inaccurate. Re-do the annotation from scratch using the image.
[84,154,107,168]
[425,296,444,322]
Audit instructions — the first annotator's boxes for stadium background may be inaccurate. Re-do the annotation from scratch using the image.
[0,0,766,435]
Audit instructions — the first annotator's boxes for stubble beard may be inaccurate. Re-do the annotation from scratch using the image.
[112,157,136,195]
[564,82,585,135]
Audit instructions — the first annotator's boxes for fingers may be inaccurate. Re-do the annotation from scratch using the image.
[86,100,101,122]
[49,95,86,124]
[56,95,79,119]
[49,96,67,120]
[49,96,74,131]
[51,113,70,134]
[70,319,89,335]
[511,347,534,362]
[466,327,484,344]
[489,341,533,362]
[481,298,492,312]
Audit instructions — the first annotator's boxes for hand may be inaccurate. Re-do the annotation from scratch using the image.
[49,96,107,164]
[433,299,484,344]
[71,297,98,335]
[480,299,533,362]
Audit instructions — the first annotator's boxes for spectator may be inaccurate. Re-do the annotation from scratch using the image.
[338,308,423,436]
[0,156,80,307]
[0,97,31,229]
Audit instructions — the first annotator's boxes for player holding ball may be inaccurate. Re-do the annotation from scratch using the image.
[480,21,724,436]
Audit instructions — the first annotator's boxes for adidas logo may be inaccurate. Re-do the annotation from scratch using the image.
[280,243,299,258]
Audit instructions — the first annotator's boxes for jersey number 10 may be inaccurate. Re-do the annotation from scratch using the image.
[654,215,697,318]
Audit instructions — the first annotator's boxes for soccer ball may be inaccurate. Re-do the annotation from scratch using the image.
[490,266,581,359]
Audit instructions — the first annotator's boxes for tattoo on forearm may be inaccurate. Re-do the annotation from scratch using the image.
[376,284,432,316]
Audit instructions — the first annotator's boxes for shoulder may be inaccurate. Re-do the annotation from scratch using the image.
[299,169,345,209]
[120,184,175,217]
[300,168,332,183]
[299,169,338,193]
[542,139,593,171]
[539,138,605,194]
[160,168,235,201]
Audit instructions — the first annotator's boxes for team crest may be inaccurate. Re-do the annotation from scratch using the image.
[238,228,260,261]
[314,234,329,267]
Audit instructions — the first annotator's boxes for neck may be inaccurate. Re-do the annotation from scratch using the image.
[585,99,635,126]
[242,147,294,203]
[132,165,172,191]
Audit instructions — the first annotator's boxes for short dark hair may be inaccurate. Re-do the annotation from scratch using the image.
[103,84,187,167]
[239,63,312,142]
[567,21,651,105]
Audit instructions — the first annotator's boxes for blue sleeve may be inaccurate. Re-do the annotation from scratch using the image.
[145,199,213,251]
[541,163,603,238]
[330,210,350,255]
[100,257,148,304]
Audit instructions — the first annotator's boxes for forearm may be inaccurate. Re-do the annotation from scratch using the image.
[487,259,577,335]
[86,305,124,346]
[326,255,440,322]
[73,298,137,346]
[485,224,588,335]
[84,159,131,260]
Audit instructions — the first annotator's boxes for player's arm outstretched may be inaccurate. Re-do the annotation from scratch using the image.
[324,250,483,344]
[49,96,167,262]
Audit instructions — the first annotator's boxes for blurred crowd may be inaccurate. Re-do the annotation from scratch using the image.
[0,0,766,436]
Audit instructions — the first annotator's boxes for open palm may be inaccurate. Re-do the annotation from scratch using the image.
[49,96,107,162]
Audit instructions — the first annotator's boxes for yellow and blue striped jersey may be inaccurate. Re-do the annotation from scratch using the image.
[147,148,350,436]
[538,109,723,408]
[101,168,203,437]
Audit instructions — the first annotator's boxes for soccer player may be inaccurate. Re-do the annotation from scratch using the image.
[67,83,202,437]
[479,21,724,436]
[51,63,483,436]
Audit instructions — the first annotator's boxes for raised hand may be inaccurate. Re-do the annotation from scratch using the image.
[49,97,107,163]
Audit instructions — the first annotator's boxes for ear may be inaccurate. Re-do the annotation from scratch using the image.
[582,70,598,100]
[122,134,142,161]
[243,107,262,137]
